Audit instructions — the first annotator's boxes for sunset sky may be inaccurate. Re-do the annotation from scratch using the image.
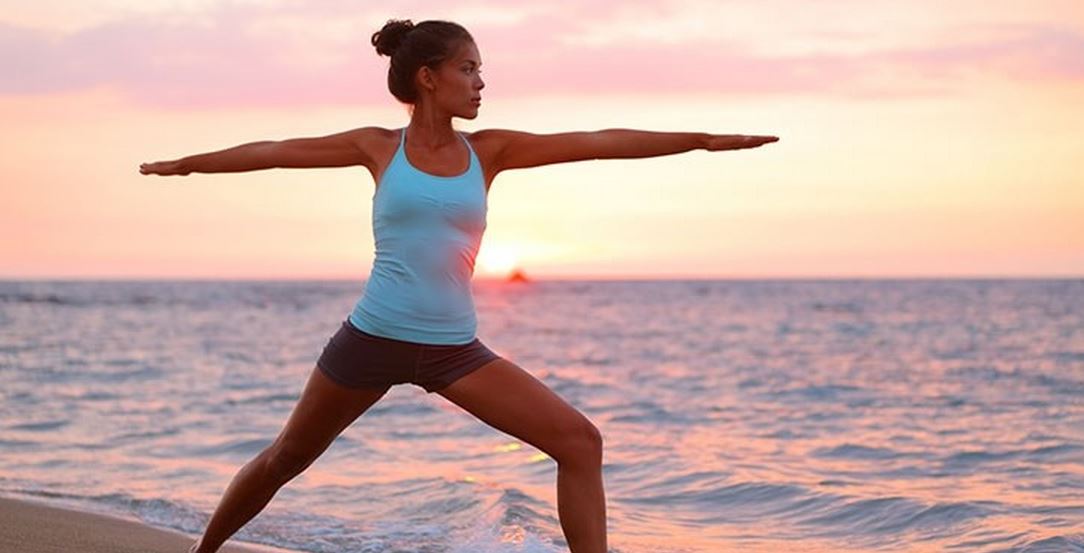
[2,0,1082,280]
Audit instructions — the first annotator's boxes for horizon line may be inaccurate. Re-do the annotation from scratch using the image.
[2,274,1081,283]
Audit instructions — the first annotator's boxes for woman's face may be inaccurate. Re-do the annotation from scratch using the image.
[424,40,485,119]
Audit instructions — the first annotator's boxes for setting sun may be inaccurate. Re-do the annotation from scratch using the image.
[476,243,520,277]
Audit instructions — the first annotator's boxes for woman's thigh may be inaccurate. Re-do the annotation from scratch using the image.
[435,358,602,462]
[267,365,391,472]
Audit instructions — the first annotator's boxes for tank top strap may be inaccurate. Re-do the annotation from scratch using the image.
[392,126,406,163]
[458,130,477,159]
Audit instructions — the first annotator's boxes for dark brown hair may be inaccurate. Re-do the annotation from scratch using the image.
[371,19,474,104]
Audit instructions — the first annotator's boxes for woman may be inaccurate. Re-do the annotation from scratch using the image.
[141,18,778,553]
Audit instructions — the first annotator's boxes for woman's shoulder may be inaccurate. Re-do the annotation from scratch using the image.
[331,126,400,151]
[464,128,520,154]
[464,128,516,140]
[364,126,401,142]
[463,129,506,168]
[465,128,541,146]
[351,126,401,160]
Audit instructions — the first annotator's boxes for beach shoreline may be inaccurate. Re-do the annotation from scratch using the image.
[0,494,302,553]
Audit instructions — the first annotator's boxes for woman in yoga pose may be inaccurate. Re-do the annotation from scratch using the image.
[140,18,778,553]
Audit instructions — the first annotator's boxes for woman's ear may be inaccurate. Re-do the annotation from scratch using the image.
[416,66,436,93]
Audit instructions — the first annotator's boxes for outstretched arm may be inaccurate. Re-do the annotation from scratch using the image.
[139,127,381,176]
[477,128,779,174]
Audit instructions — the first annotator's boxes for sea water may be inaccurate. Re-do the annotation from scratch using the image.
[1,279,1082,552]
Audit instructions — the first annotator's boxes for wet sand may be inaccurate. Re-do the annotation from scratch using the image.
[0,495,301,553]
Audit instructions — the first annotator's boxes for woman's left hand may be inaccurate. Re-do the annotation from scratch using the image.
[139,160,188,176]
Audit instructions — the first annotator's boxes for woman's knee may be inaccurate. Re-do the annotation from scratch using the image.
[552,421,604,466]
[260,442,318,481]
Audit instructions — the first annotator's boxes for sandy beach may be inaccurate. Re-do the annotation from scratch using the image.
[0,496,300,553]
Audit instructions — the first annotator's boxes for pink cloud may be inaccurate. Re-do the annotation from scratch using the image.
[1,4,1081,109]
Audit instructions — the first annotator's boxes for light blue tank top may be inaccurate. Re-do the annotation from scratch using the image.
[348,127,488,345]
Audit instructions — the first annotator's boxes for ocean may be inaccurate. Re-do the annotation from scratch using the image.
[1,278,1082,552]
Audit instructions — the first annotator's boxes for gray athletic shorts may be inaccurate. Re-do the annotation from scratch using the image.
[316,318,502,393]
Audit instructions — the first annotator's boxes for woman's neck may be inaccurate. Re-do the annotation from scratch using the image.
[407,105,458,149]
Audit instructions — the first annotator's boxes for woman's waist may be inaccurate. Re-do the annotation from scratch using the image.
[363,267,474,297]
[368,254,477,282]
[357,280,476,319]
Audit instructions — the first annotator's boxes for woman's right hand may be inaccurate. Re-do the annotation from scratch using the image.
[139,160,189,176]
[705,134,780,151]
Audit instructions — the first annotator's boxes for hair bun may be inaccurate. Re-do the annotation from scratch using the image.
[371,19,414,57]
